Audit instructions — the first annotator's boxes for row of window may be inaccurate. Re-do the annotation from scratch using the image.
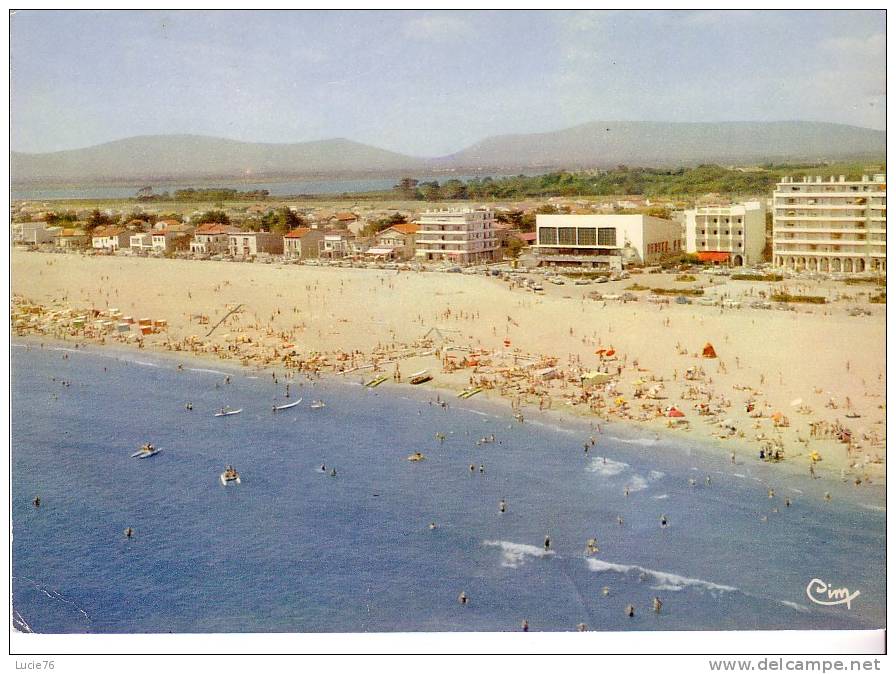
[538,227,617,247]
[699,230,744,237]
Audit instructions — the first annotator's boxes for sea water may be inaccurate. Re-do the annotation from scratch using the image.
[11,343,886,633]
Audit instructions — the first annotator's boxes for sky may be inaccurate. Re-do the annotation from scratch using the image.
[10,9,887,156]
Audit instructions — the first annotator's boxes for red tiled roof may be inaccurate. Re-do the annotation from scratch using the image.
[194,223,235,235]
[388,223,419,235]
[516,232,537,243]
[335,212,358,221]
[284,227,312,239]
[94,227,126,237]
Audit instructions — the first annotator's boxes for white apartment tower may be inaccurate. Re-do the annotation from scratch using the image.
[684,201,767,266]
[773,174,886,274]
[414,208,499,264]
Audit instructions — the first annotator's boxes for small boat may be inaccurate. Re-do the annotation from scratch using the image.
[407,451,426,462]
[214,408,243,417]
[366,375,388,388]
[409,370,432,385]
[272,398,302,412]
[130,444,161,459]
[220,467,241,486]
[310,400,326,409]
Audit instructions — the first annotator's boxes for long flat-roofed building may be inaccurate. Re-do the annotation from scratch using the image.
[414,208,498,264]
[535,214,682,269]
[684,201,766,266]
[773,174,886,274]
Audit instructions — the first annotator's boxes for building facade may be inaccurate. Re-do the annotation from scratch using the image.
[283,227,324,260]
[227,231,284,258]
[414,208,499,264]
[190,224,239,255]
[375,223,418,260]
[773,174,886,274]
[534,214,682,269]
[684,201,766,266]
[91,227,130,251]
[319,231,356,259]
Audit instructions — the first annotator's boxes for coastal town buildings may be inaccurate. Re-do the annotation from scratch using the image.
[91,226,130,251]
[683,201,766,266]
[374,223,418,260]
[54,228,89,250]
[534,214,682,269]
[773,174,886,273]
[283,227,324,260]
[129,232,154,253]
[227,231,284,258]
[319,230,356,259]
[190,223,240,255]
[414,208,499,264]
[12,221,59,246]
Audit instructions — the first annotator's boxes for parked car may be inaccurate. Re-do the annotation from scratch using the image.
[549,277,565,285]
[574,278,591,285]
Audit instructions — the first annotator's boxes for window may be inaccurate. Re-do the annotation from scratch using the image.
[539,228,558,245]
[597,228,616,246]
[558,228,577,245]
[577,228,596,246]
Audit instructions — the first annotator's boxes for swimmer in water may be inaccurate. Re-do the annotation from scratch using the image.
[602,586,610,596]
[124,527,134,538]
[824,492,831,501]
[429,522,437,530]
[577,623,587,632]
[688,478,697,487]
[626,604,635,617]
[521,620,529,632]
[458,591,468,605]
[543,535,551,551]
[768,488,775,499]
[705,476,712,486]
[660,515,668,528]
[32,496,40,508]
[653,597,663,613]
[185,402,193,410]
[469,464,476,472]
[586,538,599,555]
[320,464,326,471]
[624,486,630,497]
[617,516,624,526]
[785,498,791,507]
[499,499,507,513]
[330,468,337,477]
[479,464,485,473]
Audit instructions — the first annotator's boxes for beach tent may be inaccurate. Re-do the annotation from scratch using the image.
[702,343,717,358]
[667,406,685,418]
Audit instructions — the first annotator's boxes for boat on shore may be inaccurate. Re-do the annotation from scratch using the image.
[272,398,301,412]
[366,375,388,388]
[409,370,432,385]
[458,386,483,399]
[131,444,161,459]
[220,466,241,486]
[214,407,243,417]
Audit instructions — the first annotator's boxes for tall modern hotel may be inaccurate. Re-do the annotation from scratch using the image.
[772,174,886,273]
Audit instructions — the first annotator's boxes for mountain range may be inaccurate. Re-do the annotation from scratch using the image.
[10,121,885,184]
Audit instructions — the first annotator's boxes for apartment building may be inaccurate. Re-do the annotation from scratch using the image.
[684,201,766,266]
[414,208,499,264]
[773,174,886,274]
[534,214,682,269]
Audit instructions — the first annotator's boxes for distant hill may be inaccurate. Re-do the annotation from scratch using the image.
[439,121,886,170]
[10,135,427,184]
[11,122,885,185]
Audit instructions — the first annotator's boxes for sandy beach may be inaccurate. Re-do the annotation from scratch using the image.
[11,250,886,486]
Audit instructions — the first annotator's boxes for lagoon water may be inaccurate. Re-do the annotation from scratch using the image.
[11,174,512,201]
[11,343,885,633]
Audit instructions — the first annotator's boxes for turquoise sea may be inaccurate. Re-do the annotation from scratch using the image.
[11,342,885,633]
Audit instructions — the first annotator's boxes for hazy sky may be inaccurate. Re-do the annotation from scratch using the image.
[10,9,886,156]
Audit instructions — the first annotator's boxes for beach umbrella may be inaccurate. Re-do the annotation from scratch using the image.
[702,343,717,358]
[605,349,616,357]
[667,407,685,418]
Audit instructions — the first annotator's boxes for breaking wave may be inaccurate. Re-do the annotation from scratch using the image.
[585,558,737,594]
[483,540,555,568]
